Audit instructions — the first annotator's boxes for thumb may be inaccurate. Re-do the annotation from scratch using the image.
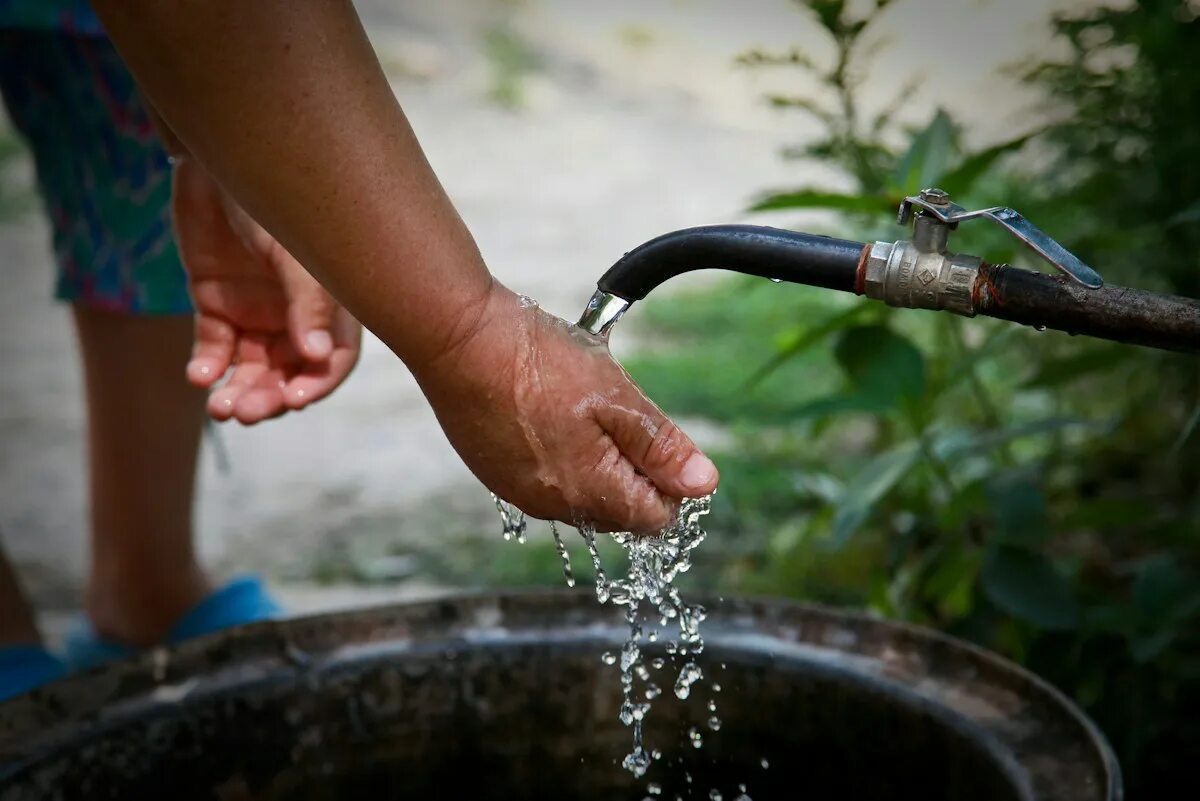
[593,397,719,500]
[276,255,337,361]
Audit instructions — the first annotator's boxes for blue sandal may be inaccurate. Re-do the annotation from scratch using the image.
[63,575,281,672]
[0,646,67,702]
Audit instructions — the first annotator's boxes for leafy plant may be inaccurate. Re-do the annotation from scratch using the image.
[619,2,1200,798]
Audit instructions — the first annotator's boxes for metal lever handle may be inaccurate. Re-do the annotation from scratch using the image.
[900,193,1103,289]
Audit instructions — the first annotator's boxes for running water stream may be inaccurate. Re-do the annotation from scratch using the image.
[492,493,748,799]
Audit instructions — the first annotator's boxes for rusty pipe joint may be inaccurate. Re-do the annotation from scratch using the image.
[863,239,979,317]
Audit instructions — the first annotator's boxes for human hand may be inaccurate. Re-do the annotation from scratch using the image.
[412,285,719,533]
[171,158,361,424]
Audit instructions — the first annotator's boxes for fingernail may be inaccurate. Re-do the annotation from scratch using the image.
[680,453,717,491]
[305,330,333,358]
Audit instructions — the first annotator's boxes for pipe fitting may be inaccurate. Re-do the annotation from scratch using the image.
[577,289,630,338]
[864,240,979,317]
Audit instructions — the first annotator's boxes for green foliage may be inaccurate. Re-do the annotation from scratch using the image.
[483,24,539,109]
[622,2,1199,797]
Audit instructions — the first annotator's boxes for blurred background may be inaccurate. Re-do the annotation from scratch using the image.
[0,0,1196,796]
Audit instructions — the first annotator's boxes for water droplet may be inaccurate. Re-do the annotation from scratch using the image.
[491,494,527,543]
[770,277,782,283]
[648,783,662,796]
[760,757,770,769]
[602,651,617,665]
[710,790,723,801]
[1034,324,1047,332]
[708,716,722,731]
[549,521,575,587]
[645,683,661,700]
[622,747,651,778]
[688,726,704,749]
[674,662,703,699]
[712,682,721,693]
[708,700,717,712]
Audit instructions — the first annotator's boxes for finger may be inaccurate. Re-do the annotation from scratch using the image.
[565,436,676,534]
[205,339,271,420]
[275,251,338,361]
[282,310,362,409]
[187,314,236,388]
[234,384,289,425]
[593,398,719,500]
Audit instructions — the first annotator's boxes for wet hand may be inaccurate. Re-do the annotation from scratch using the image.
[172,158,362,424]
[413,285,718,533]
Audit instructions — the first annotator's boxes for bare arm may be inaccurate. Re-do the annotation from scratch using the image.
[92,0,718,531]
[94,0,488,367]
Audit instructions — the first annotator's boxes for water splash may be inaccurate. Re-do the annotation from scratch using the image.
[579,495,714,778]
[491,492,718,787]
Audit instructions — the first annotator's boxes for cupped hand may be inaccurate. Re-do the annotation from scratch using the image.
[171,158,361,424]
[413,285,719,533]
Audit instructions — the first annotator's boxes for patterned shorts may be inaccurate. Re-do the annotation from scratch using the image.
[0,30,190,315]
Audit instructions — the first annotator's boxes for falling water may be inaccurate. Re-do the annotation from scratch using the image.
[549,521,575,588]
[491,494,527,544]
[491,494,740,796]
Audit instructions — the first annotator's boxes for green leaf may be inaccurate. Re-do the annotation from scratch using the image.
[1171,399,1200,455]
[890,109,956,194]
[764,95,836,124]
[1166,199,1200,227]
[788,391,893,420]
[922,544,983,620]
[981,544,1079,631]
[831,442,921,545]
[748,188,891,214]
[1023,345,1132,388]
[807,0,848,36]
[834,325,926,408]
[931,417,1105,461]
[1133,554,1192,621]
[937,132,1036,197]
[986,472,1050,547]
[744,302,874,388]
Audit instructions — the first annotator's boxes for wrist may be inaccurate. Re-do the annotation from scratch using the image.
[392,274,519,380]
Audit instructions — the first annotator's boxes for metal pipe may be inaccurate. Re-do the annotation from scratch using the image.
[579,225,1200,353]
[973,263,1200,353]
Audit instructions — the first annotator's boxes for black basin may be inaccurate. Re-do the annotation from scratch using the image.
[0,591,1120,800]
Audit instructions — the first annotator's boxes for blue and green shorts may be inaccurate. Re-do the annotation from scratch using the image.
[0,30,190,314]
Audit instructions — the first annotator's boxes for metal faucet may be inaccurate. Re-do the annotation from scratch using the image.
[578,189,1199,353]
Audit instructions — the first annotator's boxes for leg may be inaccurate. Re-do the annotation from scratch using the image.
[0,535,67,700]
[74,307,212,647]
[0,541,41,648]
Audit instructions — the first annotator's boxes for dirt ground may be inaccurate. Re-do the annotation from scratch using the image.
[0,0,1086,635]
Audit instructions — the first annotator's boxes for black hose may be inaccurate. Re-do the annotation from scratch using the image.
[975,264,1200,354]
[597,225,866,301]
[593,225,1198,353]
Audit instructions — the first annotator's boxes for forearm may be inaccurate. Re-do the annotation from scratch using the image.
[92,0,493,366]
